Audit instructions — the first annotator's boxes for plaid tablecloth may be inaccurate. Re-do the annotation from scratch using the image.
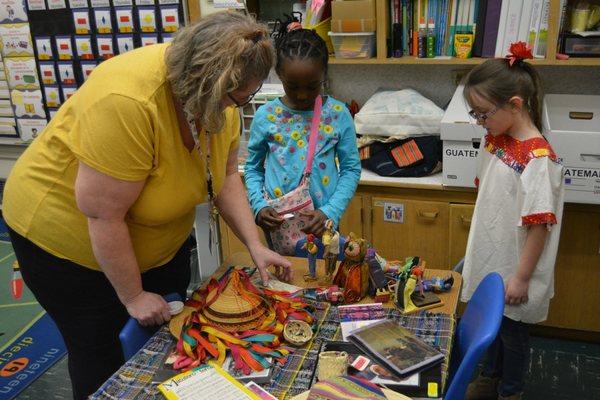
[91,308,455,400]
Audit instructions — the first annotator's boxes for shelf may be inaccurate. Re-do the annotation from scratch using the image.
[329,56,600,66]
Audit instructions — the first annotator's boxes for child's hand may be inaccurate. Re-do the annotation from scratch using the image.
[300,210,328,236]
[257,207,284,231]
[505,276,529,305]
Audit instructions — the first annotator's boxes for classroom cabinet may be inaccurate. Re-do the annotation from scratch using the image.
[370,197,450,268]
[449,204,475,269]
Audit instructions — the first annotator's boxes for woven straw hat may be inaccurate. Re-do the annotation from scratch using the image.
[200,271,270,332]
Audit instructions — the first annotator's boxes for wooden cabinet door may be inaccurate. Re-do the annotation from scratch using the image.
[543,208,600,332]
[219,221,266,261]
[449,204,475,270]
[371,197,450,269]
[339,195,364,238]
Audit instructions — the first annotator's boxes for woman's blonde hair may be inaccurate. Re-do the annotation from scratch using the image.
[166,11,274,132]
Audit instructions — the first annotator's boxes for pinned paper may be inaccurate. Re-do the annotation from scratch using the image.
[115,7,134,33]
[96,35,114,59]
[80,61,96,81]
[48,107,58,119]
[35,36,53,60]
[0,117,18,137]
[47,0,67,9]
[17,118,47,141]
[159,5,178,32]
[90,0,109,6]
[11,89,46,119]
[140,33,158,47]
[39,62,57,85]
[61,85,77,101]
[58,62,76,85]
[44,85,61,108]
[27,0,46,11]
[68,0,88,8]
[0,23,34,57]
[5,57,39,89]
[116,35,134,54]
[75,36,94,59]
[72,9,91,34]
[0,99,13,117]
[161,32,173,43]
[113,0,132,5]
[55,36,74,60]
[0,0,27,23]
[134,0,153,5]
[94,8,113,34]
[138,7,157,32]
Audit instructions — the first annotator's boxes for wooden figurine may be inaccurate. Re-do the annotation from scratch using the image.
[302,234,319,281]
[322,219,340,278]
[332,232,369,303]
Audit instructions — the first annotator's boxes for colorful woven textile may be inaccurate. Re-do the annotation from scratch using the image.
[307,376,387,399]
[90,308,454,400]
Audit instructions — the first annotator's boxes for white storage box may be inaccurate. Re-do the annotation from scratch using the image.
[328,32,375,58]
[543,94,600,205]
[441,85,486,188]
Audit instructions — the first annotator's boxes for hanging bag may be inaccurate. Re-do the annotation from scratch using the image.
[264,96,322,255]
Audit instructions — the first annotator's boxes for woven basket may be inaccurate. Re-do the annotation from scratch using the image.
[283,320,313,346]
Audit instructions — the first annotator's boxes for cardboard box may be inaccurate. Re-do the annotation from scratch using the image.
[331,0,376,33]
[440,85,486,188]
[543,94,600,205]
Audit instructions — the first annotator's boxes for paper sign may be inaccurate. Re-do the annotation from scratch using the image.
[43,85,61,108]
[38,62,57,84]
[159,5,178,32]
[35,36,53,59]
[0,23,34,57]
[80,61,96,80]
[90,0,109,6]
[5,57,39,89]
[0,0,27,23]
[72,9,91,34]
[159,0,179,4]
[213,0,244,9]
[61,85,77,101]
[140,33,157,46]
[48,107,58,119]
[161,32,173,43]
[113,0,132,5]
[116,34,134,54]
[75,35,94,59]
[11,89,46,118]
[27,0,45,11]
[138,6,156,32]
[0,117,18,137]
[57,62,76,85]
[94,8,112,33]
[135,0,154,5]
[47,0,66,9]
[0,98,14,117]
[17,118,47,141]
[115,7,134,33]
[96,35,114,59]
[55,36,73,60]
[69,0,88,8]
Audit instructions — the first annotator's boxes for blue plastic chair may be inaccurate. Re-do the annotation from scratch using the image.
[445,272,504,400]
[119,292,181,360]
[294,235,346,261]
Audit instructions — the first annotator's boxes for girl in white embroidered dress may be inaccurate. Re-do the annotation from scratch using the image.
[461,43,565,400]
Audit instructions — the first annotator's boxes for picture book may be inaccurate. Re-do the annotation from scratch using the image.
[348,319,444,378]
[338,303,386,341]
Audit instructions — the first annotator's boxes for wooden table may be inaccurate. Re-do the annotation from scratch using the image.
[222,252,462,315]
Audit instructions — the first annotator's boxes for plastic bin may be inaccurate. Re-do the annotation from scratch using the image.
[328,32,375,58]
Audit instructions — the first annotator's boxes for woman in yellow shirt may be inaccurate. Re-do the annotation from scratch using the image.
[2,12,290,399]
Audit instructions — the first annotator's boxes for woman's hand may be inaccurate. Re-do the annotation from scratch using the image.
[300,209,328,236]
[505,275,529,306]
[256,207,284,231]
[123,291,171,327]
[248,243,293,284]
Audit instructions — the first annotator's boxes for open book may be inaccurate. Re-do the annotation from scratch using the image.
[348,319,444,378]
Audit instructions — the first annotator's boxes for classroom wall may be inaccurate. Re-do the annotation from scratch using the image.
[327,65,600,108]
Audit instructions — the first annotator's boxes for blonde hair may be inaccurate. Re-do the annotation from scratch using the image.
[166,11,274,132]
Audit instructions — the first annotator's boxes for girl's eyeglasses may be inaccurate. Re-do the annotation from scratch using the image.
[227,84,263,108]
[468,106,500,122]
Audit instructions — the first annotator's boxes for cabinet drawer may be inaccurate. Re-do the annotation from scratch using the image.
[449,204,475,270]
[370,197,449,268]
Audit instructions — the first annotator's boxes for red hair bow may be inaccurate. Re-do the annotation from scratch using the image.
[506,41,534,66]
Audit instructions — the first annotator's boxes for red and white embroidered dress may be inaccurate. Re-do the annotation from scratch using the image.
[461,133,565,323]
